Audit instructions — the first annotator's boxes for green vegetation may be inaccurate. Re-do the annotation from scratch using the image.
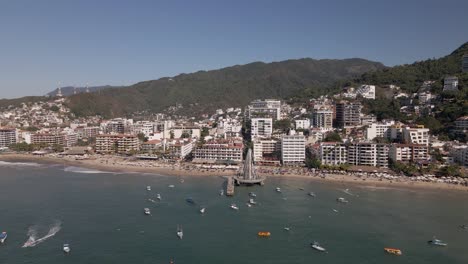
[137,133,148,142]
[8,142,48,152]
[273,119,292,133]
[323,132,342,142]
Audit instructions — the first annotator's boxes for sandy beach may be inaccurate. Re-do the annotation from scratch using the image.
[1,153,467,192]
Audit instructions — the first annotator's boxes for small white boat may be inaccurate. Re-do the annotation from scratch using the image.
[336,197,349,203]
[63,243,71,253]
[249,192,257,197]
[275,187,282,193]
[249,198,256,205]
[311,241,327,252]
[156,194,162,200]
[332,209,339,213]
[200,207,206,214]
[246,203,252,207]
[168,185,175,188]
[428,237,448,246]
[284,227,291,231]
[230,204,239,210]
[144,208,151,215]
[308,192,316,197]
[146,186,151,191]
[177,226,183,239]
[0,232,7,243]
[219,190,224,196]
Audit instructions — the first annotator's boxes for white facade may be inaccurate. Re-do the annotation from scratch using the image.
[312,107,333,129]
[365,121,395,140]
[443,76,459,91]
[389,144,429,162]
[281,135,306,164]
[403,127,429,146]
[253,139,280,162]
[295,119,311,130]
[246,99,281,120]
[319,142,347,165]
[347,143,389,167]
[356,85,376,99]
[251,118,273,139]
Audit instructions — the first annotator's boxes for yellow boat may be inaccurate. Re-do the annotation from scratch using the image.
[384,248,402,256]
[257,231,271,237]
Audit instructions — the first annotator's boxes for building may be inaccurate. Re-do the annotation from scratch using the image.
[311,107,333,129]
[295,119,310,130]
[402,127,429,146]
[253,139,281,164]
[389,144,429,163]
[443,76,459,91]
[347,143,389,167]
[251,118,273,139]
[166,139,194,159]
[31,133,65,146]
[246,99,281,120]
[455,116,468,133]
[418,92,433,104]
[166,126,201,139]
[141,139,162,152]
[0,128,16,148]
[96,134,139,154]
[451,146,468,167]
[356,85,376,99]
[193,140,243,162]
[281,135,306,165]
[335,101,362,128]
[102,118,134,134]
[365,121,395,140]
[462,54,468,73]
[319,142,347,165]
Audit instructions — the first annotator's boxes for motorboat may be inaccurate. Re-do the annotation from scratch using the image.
[275,187,281,193]
[248,192,257,197]
[308,192,316,197]
[283,227,291,231]
[144,208,151,215]
[248,198,256,205]
[246,203,252,207]
[168,185,175,188]
[200,207,206,214]
[230,204,239,210]
[311,241,326,252]
[219,190,224,196]
[428,237,447,246]
[257,231,271,237]
[336,197,349,203]
[63,243,71,253]
[0,232,7,243]
[177,226,183,239]
[146,186,151,191]
[332,209,339,213]
[156,194,162,200]
[384,247,402,255]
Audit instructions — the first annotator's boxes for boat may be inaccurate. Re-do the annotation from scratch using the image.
[230,204,239,210]
[384,247,402,255]
[283,227,291,231]
[146,186,151,191]
[246,203,252,207]
[63,243,71,253]
[275,187,281,193]
[332,209,339,213]
[459,224,468,230]
[308,192,316,197]
[144,208,151,215]
[180,179,184,183]
[257,231,271,237]
[200,207,206,214]
[249,192,257,197]
[219,190,224,196]
[248,198,256,205]
[186,197,195,205]
[299,187,305,191]
[311,241,326,252]
[0,232,7,243]
[336,197,349,203]
[157,194,162,200]
[177,226,183,239]
[428,237,448,246]
[168,185,175,188]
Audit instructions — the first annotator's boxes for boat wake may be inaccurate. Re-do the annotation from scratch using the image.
[22,221,62,248]
[0,161,42,167]
[64,166,112,174]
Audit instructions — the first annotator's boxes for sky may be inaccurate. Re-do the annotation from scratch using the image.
[0,0,467,99]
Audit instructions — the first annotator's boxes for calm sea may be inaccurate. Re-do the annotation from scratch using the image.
[0,160,467,264]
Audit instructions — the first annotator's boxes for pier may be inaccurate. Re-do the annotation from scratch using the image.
[234,149,265,186]
[226,177,235,196]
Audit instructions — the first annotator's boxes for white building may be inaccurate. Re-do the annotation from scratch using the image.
[347,143,389,167]
[251,118,273,139]
[319,142,347,165]
[253,139,280,164]
[0,128,17,148]
[193,140,243,162]
[443,76,459,91]
[402,127,429,146]
[246,99,281,120]
[365,121,395,140]
[295,119,311,130]
[389,144,429,162]
[281,135,306,165]
[96,134,139,154]
[167,139,194,159]
[312,107,333,129]
[356,85,376,99]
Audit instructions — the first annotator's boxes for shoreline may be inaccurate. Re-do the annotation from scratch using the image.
[1,153,467,193]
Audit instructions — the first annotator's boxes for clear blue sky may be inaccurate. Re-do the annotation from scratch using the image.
[1,0,467,99]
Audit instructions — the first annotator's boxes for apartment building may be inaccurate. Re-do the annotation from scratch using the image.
[96,134,139,154]
[251,118,273,139]
[455,116,468,132]
[193,140,243,162]
[141,139,162,152]
[365,121,395,140]
[402,127,429,146]
[443,76,459,91]
[253,139,280,163]
[319,142,347,165]
[281,135,306,165]
[356,85,376,99]
[246,99,281,120]
[389,144,429,162]
[347,143,389,167]
[335,101,362,128]
[166,139,194,159]
[311,107,333,129]
[0,128,17,147]
[295,119,311,130]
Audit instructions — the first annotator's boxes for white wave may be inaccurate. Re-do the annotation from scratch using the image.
[0,161,41,167]
[22,221,62,248]
[64,166,112,174]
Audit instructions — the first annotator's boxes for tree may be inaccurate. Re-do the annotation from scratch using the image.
[323,132,342,142]
[305,158,321,169]
[181,132,190,138]
[137,133,148,142]
[50,105,60,112]
[273,119,291,133]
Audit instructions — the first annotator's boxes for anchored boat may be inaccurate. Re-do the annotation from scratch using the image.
[230,204,239,210]
[63,243,71,253]
[428,237,447,246]
[336,197,349,203]
[311,241,326,252]
[177,226,183,239]
[384,248,402,256]
[0,232,7,243]
[146,186,151,191]
[144,208,151,215]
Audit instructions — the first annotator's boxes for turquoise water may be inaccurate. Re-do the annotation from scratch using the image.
[0,161,467,264]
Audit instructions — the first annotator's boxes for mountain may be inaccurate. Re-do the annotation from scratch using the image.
[47,85,123,97]
[66,58,385,117]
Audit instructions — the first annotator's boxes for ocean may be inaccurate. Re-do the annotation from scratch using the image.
[0,160,467,264]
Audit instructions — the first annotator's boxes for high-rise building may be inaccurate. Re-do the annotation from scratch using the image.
[295,119,311,130]
[281,135,306,165]
[319,142,347,165]
[389,144,429,162]
[365,121,395,140]
[335,101,362,128]
[462,54,468,73]
[347,143,389,167]
[193,140,243,162]
[253,139,281,164]
[251,118,273,139]
[246,99,281,120]
[96,134,139,154]
[312,107,333,129]
[0,128,17,148]
[402,127,429,146]
[443,76,459,91]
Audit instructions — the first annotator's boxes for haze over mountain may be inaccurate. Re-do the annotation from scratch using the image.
[47,85,123,97]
